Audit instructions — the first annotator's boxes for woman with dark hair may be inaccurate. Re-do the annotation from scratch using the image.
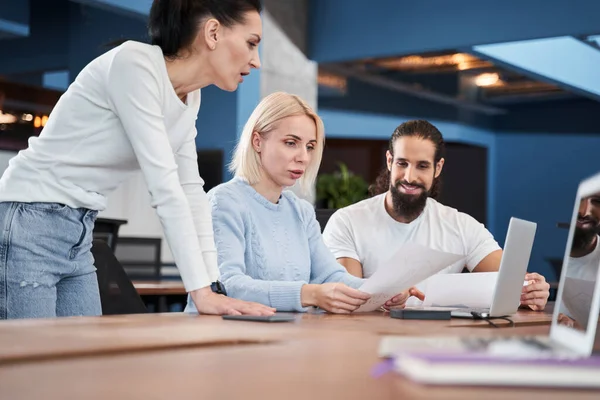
[0,0,275,319]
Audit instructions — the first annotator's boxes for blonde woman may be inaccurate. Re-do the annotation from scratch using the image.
[186,92,408,313]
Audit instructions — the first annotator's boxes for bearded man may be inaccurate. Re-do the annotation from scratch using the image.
[322,120,549,310]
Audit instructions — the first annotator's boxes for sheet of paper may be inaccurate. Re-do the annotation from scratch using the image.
[355,243,465,312]
[561,276,596,330]
[421,272,498,309]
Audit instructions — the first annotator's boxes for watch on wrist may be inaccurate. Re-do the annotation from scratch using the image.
[210,280,228,296]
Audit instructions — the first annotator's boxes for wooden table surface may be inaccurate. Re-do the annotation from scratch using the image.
[0,308,596,399]
[0,308,552,364]
[132,280,186,296]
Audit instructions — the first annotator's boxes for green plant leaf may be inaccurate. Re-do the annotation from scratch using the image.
[316,162,369,209]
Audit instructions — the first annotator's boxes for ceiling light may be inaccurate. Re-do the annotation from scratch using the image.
[0,111,17,124]
[318,71,347,92]
[475,73,501,87]
[373,53,493,72]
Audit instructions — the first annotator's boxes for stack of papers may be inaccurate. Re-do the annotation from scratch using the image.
[421,272,499,309]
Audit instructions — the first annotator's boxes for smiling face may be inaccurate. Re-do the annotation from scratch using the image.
[252,115,318,189]
[205,10,262,91]
[386,136,444,219]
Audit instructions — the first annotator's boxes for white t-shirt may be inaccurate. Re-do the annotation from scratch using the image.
[0,41,218,292]
[323,194,501,298]
[566,236,600,281]
[559,237,600,322]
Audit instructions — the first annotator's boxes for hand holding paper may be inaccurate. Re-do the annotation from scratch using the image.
[384,287,425,309]
[355,243,465,312]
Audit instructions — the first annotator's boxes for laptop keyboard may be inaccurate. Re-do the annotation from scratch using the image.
[460,335,547,348]
[379,335,577,360]
[461,336,580,359]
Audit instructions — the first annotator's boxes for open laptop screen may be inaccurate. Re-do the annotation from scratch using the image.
[554,188,600,343]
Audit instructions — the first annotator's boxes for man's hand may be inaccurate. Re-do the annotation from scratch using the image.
[520,272,550,311]
[301,283,371,314]
[383,287,425,310]
[190,286,276,316]
[557,313,582,330]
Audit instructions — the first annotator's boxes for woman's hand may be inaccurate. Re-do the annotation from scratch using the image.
[190,286,276,316]
[301,283,371,314]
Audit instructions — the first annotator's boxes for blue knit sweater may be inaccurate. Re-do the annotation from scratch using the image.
[185,177,364,312]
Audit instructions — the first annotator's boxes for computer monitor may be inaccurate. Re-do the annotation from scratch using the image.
[551,172,600,355]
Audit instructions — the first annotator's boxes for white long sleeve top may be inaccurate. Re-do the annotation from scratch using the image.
[0,41,219,292]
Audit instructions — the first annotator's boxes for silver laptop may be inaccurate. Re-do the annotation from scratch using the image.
[450,217,537,318]
[380,171,600,361]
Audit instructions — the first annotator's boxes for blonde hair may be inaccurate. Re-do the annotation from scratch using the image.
[230,92,325,194]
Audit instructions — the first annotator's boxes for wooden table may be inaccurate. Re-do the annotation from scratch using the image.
[132,280,186,296]
[0,309,551,364]
[0,309,596,399]
[132,280,187,312]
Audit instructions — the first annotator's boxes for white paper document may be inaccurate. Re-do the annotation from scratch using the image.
[422,272,499,309]
[355,244,465,312]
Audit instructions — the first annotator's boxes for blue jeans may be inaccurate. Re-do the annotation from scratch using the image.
[0,202,101,319]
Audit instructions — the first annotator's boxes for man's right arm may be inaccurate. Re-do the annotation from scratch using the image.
[336,257,364,278]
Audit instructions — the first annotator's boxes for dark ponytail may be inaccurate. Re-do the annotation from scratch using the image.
[148,0,262,58]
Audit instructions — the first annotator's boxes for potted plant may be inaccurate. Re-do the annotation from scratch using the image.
[315,162,369,231]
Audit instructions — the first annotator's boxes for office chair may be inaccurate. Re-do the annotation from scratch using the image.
[92,239,148,315]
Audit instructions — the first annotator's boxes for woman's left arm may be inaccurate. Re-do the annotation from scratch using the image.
[301,201,365,289]
[174,135,219,283]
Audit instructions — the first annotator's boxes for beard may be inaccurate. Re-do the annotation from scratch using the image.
[572,217,600,253]
[389,180,430,220]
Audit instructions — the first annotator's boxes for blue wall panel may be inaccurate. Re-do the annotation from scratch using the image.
[69,0,152,18]
[67,2,148,80]
[0,0,30,38]
[492,133,600,281]
[0,0,30,23]
[196,70,261,181]
[0,0,69,74]
[195,87,239,180]
[309,0,600,63]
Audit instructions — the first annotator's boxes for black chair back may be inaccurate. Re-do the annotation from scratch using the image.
[92,239,147,315]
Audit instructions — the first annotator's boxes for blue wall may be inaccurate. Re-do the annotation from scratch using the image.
[0,0,30,23]
[492,133,600,281]
[0,0,70,74]
[67,2,148,80]
[309,0,600,63]
[196,69,261,181]
[0,0,30,38]
[195,86,239,180]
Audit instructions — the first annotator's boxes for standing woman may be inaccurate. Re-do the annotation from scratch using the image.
[0,0,275,319]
